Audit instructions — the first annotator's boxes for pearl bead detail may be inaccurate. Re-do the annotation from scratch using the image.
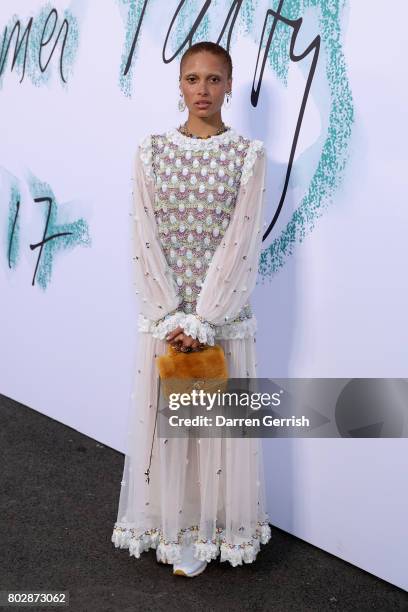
[136,129,263,326]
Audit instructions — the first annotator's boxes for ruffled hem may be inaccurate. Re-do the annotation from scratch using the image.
[138,313,257,342]
[112,520,271,568]
[146,312,216,345]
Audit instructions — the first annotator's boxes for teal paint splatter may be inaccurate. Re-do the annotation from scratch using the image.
[60,5,80,88]
[116,0,155,98]
[171,0,211,50]
[27,174,91,290]
[0,2,79,90]
[237,0,259,37]
[7,183,21,269]
[258,0,354,280]
[117,0,214,96]
[260,0,304,86]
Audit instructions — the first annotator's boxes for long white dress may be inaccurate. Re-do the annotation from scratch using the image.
[111,126,272,567]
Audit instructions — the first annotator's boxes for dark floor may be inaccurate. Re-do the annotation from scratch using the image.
[0,393,407,612]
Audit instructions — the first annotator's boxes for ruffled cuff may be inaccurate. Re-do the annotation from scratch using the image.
[150,311,216,346]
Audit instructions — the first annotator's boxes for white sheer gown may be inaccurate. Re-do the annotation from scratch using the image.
[111,126,271,567]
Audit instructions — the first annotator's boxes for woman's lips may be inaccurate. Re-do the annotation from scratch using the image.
[195,101,211,107]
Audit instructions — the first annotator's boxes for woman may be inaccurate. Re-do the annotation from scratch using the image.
[112,41,271,577]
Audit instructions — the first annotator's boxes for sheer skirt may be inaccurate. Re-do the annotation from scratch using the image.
[111,332,271,567]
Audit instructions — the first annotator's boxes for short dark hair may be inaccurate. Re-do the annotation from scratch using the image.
[179,42,232,80]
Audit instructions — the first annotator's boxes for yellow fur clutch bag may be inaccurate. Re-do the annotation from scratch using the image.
[155,344,229,399]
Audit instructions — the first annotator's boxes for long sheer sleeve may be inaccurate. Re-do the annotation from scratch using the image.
[196,141,266,327]
[131,138,182,322]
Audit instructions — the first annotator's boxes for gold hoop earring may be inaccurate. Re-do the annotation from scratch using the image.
[178,91,186,112]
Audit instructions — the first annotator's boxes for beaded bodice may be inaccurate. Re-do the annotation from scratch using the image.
[141,127,254,324]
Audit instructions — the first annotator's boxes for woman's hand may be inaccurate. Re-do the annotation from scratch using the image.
[165,326,206,351]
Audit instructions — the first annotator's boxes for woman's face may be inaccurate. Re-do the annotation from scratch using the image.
[179,51,232,118]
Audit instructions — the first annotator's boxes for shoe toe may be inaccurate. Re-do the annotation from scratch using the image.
[171,541,208,577]
[173,560,207,577]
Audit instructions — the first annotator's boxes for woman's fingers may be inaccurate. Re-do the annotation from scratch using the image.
[171,333,193,349]
[182,335,194,349]
[166,326,184,342]
[170,333,185,346]
[165,329,205,350]
[191,338,206,350]
[181,336,207,351]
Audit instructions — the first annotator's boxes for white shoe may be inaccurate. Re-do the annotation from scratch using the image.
[173,542,208,577]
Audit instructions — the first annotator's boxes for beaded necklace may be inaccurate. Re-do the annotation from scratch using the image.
[177,121,230,140]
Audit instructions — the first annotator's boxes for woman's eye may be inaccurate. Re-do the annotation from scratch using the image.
[186,77,219,83]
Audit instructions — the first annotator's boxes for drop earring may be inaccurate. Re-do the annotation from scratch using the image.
[178,91,186,112]
[224,90,232,108]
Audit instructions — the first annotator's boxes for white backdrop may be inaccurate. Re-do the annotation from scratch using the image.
[0,0,407,591]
